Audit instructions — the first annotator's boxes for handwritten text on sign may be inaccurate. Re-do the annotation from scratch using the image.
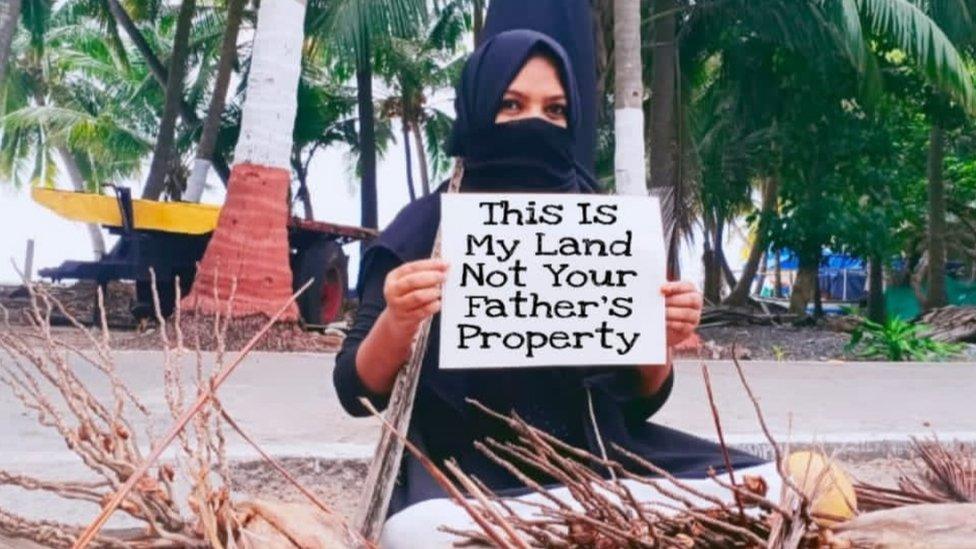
[439,193,667,369]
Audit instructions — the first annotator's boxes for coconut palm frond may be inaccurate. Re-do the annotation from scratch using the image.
[857,0,976,114]
[312,0,427,61]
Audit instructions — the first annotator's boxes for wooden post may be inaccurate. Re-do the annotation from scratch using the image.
[356,162,465,541]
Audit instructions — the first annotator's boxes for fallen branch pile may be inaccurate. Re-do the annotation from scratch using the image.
[919,306,976,343]
[360,357,826,548]
[700,306,797,328]
[0,278,363,548]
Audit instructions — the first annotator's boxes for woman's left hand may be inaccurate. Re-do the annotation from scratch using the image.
[661,281,702,347]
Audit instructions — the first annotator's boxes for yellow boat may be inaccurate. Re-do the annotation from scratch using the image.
[31,186,221,235]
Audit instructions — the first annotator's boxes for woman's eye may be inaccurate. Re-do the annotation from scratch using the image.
[501,99,521,112]
[546,104,567,118]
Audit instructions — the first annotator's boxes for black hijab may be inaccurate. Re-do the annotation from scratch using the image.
[363,29,598,272]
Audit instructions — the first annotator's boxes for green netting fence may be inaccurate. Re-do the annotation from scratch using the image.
[885,277,976,320]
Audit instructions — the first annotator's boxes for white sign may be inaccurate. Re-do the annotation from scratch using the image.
[438,193,667,369]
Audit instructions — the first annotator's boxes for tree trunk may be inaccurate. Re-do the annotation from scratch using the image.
[926,123,948,310]
[612,0,646,197]
[702,214,722,304]
[725,176,779,305]
[591,0,612,121]
[411,122,431,195]
[143,0,197,200]
[57,147,107,259]
[183,0,306,321]
[292,151,314,220]
[0,0,21,84]
[868,254,886,323]
[649,0,676,195]
[713,214,737,291]
[720,251,737,290]
[473,0,485,47]
[813,264,824,318]
[789,255,818,317]
[702,243,721,305]
[402,119,416,202]
[105,0,230,185]
[649,0,679,278]
[185,0,245,202]
[775,251,783,297]
[358,47,378,247]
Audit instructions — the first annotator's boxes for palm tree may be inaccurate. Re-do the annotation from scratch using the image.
[915,2,976,310]
[310,0,426,243]
[142,0,196,200]
[103,0,232,186]
[377,27,464,197]
[0,0,21,83]
[671,0,976,313]
[649,0,679,277]
[185,0,246,202]
[612,0,647,199]
[182,0,307,320]
[0,0,165,257]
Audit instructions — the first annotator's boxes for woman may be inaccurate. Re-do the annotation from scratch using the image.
[334,30,771,544]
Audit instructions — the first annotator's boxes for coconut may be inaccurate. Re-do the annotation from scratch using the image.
[786,451,858,526]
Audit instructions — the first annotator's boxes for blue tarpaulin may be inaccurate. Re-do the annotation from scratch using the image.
[761,248,867,301]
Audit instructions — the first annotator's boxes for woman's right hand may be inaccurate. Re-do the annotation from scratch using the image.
[382,259,450,334]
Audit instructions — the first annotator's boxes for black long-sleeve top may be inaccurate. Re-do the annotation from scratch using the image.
[333,249,764,517]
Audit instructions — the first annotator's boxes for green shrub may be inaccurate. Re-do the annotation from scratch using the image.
[845,318,963,361]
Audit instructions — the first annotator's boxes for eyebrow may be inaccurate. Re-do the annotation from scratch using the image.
[503,89,567,102]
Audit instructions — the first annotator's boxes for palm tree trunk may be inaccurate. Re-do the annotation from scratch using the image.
[57,147,106,259]
[185,0,245,202]
[105,0,230,184]
[358,46,378,244]
[867,254,886,323]
[291,149,315,220]
[649,0,677,195]
[183,0,305,321]
[612,0,646,197]
[702,213,722,304]
[143,0,197,200]
[925,123,948,310]
[0,0,21,84]
[725,176,779,305]
[649,0,680,279]
[411,122,430,195]
[402,119,416,202]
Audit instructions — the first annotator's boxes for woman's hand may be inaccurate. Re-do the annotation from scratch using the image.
[382,259,450,334]
[661,281,702,347]
[356,259,449,396]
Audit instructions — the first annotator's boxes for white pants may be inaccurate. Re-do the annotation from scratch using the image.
[380,461,781,548]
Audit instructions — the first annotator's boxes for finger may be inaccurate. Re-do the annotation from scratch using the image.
[388,271,447,297]
[666,308,700,324]
[390,287,442,311]
[667,320,697,333]
[668,323,695,342]
[665,292,703,309]
[660,281,697,296]
[393,259,450,277]
[398,299,442,323]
